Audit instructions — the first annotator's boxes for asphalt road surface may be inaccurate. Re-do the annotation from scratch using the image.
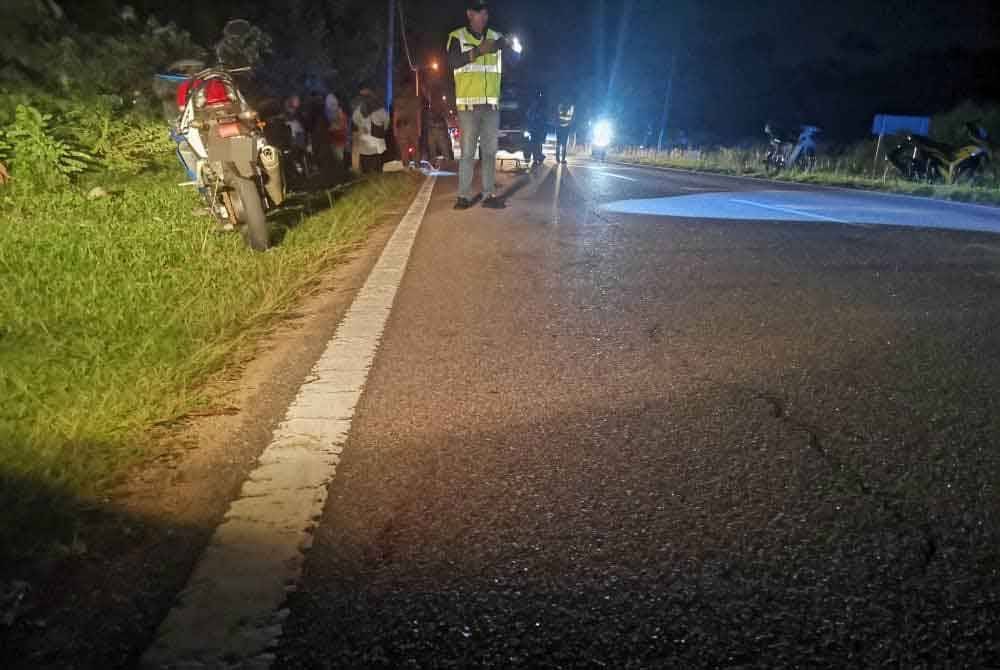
[272,160,1000,668]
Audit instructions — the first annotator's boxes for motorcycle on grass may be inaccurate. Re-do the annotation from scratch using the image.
[887,123,991,185]
[764,124,820,175]
[158,65,285,251]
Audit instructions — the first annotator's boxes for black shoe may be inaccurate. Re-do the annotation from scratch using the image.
[482,195,506,209]
[454,197,473,210]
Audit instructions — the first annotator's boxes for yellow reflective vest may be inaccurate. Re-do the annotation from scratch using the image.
[558,104,575,128]
[448,27,503,110]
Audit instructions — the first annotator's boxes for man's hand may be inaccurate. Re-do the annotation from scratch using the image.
[0,161,9,185]
[477,38,499,55]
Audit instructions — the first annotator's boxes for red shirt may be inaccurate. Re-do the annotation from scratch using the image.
[176,78,230,109]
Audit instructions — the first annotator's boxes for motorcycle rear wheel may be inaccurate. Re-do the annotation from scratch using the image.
[233,175,270,251]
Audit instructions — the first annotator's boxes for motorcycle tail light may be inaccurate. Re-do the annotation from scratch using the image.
[217,122,242,138]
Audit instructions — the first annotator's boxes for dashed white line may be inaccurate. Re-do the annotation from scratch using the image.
[141,176,437,670]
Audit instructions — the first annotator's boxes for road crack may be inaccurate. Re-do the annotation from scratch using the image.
[753,391,938,571]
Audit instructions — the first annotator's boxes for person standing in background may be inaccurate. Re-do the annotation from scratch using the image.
[426,98,455,167]
[556,100,574,164]
[325,91,349,177]
[526,89,548,167]
[352,87,389,174]
[393,74,423,168]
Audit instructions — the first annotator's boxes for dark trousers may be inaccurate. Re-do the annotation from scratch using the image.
[529,127,546,164]
[360,153,383,174]
[556,127,570,162]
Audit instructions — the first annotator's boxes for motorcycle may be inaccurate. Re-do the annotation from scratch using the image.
[262,106,319,189]
[159,65,285,251]
[887,123,989,185]
[764,124,820,175]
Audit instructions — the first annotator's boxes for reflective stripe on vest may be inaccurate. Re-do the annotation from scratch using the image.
[559,105,575,127]
[448,27,502,109]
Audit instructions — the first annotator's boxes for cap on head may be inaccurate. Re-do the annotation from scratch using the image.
[467,1,488,10]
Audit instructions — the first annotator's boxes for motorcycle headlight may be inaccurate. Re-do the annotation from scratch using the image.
[593,120,613,148]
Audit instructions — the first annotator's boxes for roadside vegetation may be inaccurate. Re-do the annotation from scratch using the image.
[0,4,419,563]
[612,101,1000,205]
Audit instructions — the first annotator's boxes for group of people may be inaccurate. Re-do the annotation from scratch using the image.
[276,88,349,178]
[387,77,456,172]
[272,83,453,179]
[525,92,576,167]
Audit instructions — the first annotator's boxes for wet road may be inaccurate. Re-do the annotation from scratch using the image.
[274,161,1000,668]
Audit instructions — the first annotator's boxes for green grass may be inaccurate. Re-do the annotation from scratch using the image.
[610,148,1000,206]
[0,167,419,561]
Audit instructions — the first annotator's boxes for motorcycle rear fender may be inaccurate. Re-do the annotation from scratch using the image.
[206,134,258,178]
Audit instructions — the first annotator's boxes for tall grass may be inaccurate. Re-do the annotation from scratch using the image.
[0,168,418,558]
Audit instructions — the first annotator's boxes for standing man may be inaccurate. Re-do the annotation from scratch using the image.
[526,89,548,168]
[325,90,349,176]
[447,1,512,210]
[352,87,389,174]
[556,100,574,164]
[393,73,423,168]
[426,98,455,167]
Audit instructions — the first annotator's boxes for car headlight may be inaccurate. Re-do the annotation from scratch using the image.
[593,120,613,148]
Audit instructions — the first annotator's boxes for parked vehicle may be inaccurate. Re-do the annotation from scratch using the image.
[261,104,319,189]
[764,124,820,174]
[887,123,989,185]
[160,65,284,251]
[591,119,614,161]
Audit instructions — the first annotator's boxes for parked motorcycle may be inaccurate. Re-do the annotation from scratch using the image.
[887,123,989,185]
[159,65,284,251]
[764,124,820,175]
[262,106,319,189]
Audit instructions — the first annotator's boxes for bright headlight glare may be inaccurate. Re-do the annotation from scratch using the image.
[593,120,613,148]
[511,37,523,54]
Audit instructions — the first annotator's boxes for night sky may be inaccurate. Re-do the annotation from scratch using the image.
[87,0,1000,142]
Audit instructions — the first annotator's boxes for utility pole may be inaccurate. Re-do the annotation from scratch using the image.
[387,0,395,109]
[657,48,676,152]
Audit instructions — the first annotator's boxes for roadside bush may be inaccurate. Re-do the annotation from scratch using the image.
[1,105,91,190]
[932,100,1000,146]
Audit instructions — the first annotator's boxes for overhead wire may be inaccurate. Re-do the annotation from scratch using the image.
[398,0,416,72]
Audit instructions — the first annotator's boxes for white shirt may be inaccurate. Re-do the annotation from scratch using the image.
[352,106,389,156]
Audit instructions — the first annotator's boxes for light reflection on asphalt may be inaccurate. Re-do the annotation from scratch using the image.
[602,190,1000,234]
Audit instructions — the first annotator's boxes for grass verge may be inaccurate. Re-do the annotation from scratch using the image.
[0,167,419,563]
[610,149,1000,206]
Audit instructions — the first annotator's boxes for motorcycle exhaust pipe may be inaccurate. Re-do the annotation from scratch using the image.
[259,144,285,206]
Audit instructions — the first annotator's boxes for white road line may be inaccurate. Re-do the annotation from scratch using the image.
[594,171,638,182]
[730,198,849,224]
[575,164,639,181]
[142,176,437,670]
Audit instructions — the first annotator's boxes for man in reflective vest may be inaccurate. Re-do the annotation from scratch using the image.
[447,1,511,210]
[556,102,575,164]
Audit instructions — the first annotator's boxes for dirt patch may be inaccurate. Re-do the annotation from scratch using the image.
[0,199,416,669]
